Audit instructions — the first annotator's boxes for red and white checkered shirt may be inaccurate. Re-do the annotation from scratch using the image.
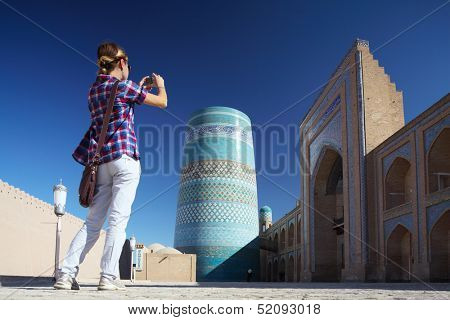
[72,74,148,166]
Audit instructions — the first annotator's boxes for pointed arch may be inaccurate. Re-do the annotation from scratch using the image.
[384,157,413,210]
[386,224,412,282]
[311,145,342,184]
[429,210,449,281]
[272,259,278,282]
[312,147,344,281]
[427,127,450,193]
[287,255,295,282]
[288,223,295,247]
[280,228,286,250]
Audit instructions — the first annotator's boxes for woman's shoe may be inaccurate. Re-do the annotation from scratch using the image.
[97,277,126,291]
[54,273,79,290]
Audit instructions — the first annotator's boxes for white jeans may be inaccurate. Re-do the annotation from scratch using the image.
[60,153,141,280]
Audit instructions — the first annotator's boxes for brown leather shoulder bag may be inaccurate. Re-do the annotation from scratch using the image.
[78,80,119,208]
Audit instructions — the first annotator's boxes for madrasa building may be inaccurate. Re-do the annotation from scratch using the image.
[260,39,449,283]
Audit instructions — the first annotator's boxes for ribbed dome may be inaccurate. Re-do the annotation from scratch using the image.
[147,243,166,253]
[259,206,272,213]
[156,247,182,255]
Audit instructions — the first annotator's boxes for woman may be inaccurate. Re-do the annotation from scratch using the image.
[54,42,167,291]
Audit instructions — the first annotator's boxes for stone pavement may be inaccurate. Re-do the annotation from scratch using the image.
[1,278,449,300]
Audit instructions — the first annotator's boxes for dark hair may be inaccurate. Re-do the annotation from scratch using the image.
[96,42,128,75]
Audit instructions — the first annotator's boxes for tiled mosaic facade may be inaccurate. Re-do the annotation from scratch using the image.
[262,39,449,283]
[300,40,372,281]
[174,107,259,281]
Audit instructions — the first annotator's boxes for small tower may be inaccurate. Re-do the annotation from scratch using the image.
[259,206,273,234]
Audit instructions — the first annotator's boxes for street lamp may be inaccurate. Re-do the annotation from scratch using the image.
[129,235,136,283]
[53,179,67,279]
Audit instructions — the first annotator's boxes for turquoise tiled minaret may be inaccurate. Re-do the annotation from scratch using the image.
[174,106,259,281]
[259,206,273,234]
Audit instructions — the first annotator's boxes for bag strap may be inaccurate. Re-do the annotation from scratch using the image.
[103,104,133,146]
[92,80,120,163]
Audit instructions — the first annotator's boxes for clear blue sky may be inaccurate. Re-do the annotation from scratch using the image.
[1,0,449,247]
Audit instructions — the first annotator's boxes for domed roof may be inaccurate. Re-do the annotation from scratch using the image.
[147,243,166,253]
[155,247,182,255]
[259,206,273,220]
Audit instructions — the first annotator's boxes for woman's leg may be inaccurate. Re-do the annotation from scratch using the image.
[100,154,140,280]
[59,164,113,278]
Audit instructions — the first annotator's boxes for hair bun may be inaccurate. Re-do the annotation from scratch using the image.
[97,55,114,67]
[96,42,128,75]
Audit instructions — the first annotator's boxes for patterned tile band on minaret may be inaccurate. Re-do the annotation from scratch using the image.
[174,106,259,281]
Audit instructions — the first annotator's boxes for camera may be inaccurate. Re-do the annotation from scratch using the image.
[143,76,154,87]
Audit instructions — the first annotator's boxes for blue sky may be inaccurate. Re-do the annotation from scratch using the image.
[0,0,449,247]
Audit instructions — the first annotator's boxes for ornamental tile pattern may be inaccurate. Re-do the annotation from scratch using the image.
[176,202,258,225]
[185,124,253,146]
[174,107,259,281]
[181,160,256,184]
[259,207,273,220]
[177,181,257,207]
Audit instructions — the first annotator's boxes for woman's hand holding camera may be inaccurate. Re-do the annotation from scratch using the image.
[152,73,165,89]
[139,72,167,108]
[140,73,165,90]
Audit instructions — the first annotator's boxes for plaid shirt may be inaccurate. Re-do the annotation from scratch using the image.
[72,74,148,166]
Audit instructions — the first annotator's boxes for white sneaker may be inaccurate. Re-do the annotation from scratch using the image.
[97,277,126,291]
[54,273,80,290]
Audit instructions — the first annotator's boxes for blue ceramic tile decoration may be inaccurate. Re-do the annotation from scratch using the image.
[174,107,259,281]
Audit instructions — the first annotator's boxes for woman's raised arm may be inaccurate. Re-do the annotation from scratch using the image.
[139,73,168,109]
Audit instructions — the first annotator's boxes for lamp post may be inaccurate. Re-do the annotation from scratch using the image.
[129,235,136,283]
[53,179,67,279]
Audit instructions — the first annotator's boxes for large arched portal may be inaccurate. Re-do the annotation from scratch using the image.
[313,148,344,281]
[386,224,412,282]
[430,211,449,282]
